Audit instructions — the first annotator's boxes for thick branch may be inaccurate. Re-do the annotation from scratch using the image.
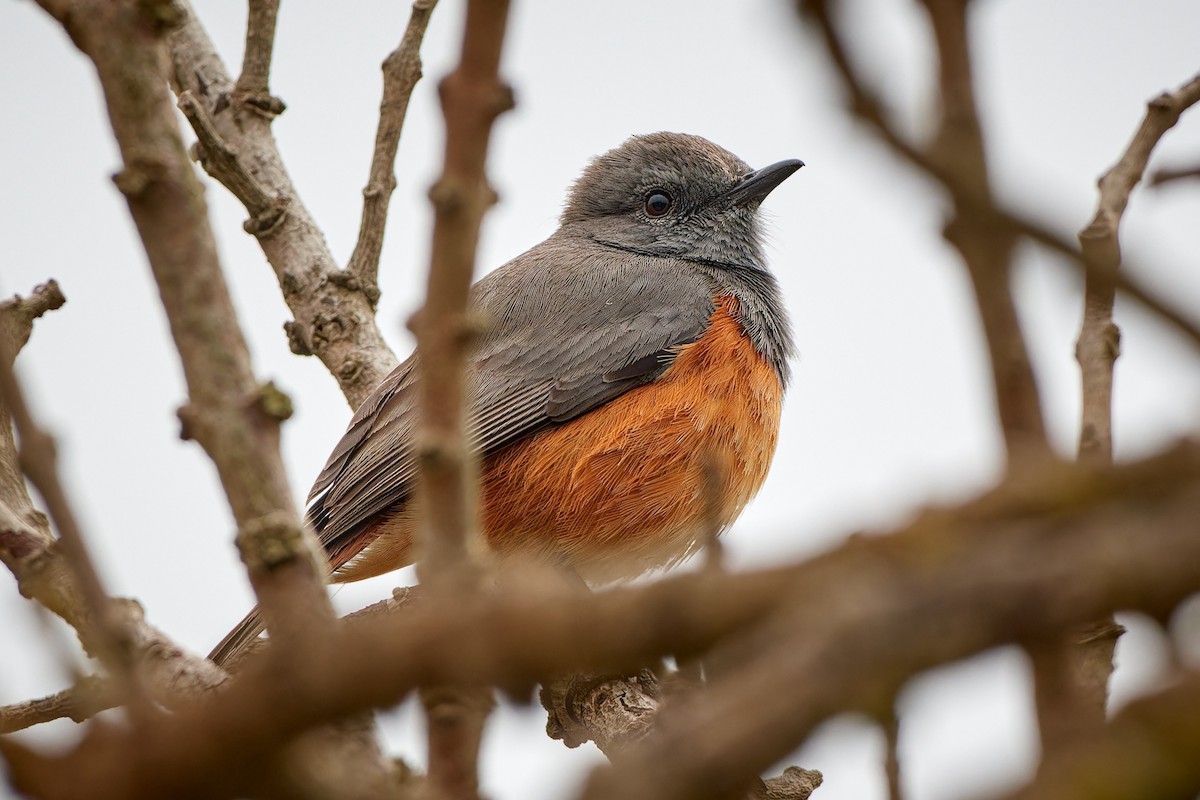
[6,445,1200,799]
[33,0,336,668]
[346,0,439,297]
[167,1,397,407]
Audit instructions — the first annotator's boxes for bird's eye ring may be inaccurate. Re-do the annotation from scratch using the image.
[644,191,673,217]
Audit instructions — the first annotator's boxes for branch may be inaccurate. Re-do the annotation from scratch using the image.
[346,0,439,298]
[409,1,513,796]
[0,681,116,735]
[0,285,226,716]
[166,1,398,407]
[1148,163,1200,187]
[0,284,141,700]
[915,0,1046,461]
[1004,670,1200,800]
[233,0,283,116]
[1076,72,1200,465]
[579,447,1200,800]
[413,0,512,582]
[7,445,1200,799]
[796,1,1200,356]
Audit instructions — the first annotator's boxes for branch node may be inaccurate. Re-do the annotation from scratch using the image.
[235,510,309,573]
[283,320,314,356]
[254,380,293,422]
[112,156,167,198]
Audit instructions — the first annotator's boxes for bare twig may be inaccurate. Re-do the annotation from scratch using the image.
[0,286,140,703]
[177,90,286,234]
[0,285,227,717]
[233,0,283,116]
[1048,72,1200,749]
[883,713,904,800]
[1148,163,1200,186]
[0,681,116,734]
[346,0,439,299]
[167,1,398,407]
[6,445,1200,800]
[1077,71,1200,465]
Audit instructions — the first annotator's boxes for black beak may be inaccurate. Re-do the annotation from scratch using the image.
[726,159,805,206]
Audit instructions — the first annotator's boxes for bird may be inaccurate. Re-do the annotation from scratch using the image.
[210,132,802,666]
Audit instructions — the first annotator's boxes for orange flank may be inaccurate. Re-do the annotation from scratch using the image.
[335,294,784,583]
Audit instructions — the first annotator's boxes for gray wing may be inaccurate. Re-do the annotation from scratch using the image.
[307,234,718,559]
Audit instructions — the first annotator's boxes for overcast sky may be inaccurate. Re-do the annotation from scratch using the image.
[3,1,1200,798]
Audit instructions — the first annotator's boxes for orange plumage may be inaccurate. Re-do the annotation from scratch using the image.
[336,295,783,583]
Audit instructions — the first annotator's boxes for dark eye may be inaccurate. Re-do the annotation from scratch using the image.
[644,191,672,217]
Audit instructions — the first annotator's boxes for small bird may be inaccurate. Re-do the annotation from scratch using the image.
[211,132,801,665]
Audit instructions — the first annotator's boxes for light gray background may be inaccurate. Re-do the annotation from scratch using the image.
[3,1,1199,798]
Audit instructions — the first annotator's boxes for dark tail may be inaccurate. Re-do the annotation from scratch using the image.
[208,605,266,669]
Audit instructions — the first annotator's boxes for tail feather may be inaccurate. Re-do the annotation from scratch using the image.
[208,606,266,669]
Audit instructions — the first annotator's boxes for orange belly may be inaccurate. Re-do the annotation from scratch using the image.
[335,295,783,583]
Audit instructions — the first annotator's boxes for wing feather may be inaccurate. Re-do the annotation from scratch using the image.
[308,233,718,559]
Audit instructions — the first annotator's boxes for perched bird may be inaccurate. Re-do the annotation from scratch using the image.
[210,132,801,666]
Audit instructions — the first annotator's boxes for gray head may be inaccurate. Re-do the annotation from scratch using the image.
[561,132,803,272]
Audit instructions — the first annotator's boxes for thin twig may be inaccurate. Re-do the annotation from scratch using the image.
[1077,71,1200,464]
[167,1,398,407]
[1148,163,1200,187]
[0,289,141,706]
[346,0,439,300]
[883,712,904,800]
[233,0,284,116]
[177,90,287,233]
[0,681,117,734]
[412,0,513,582]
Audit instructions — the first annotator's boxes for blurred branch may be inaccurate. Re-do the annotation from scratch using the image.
[7,445,1200,799]
[1003,670,1200,800]
[916,0,1046,460]
[797,1,1200,356]
[579,446,1200,800]
[414,0,512,582]
[166,0,398,407]
[346,0,439,299]
[412,0,513,796]
[1148,162,1200,187]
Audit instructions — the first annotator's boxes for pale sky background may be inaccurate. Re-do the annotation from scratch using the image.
[3,1,1200,798]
